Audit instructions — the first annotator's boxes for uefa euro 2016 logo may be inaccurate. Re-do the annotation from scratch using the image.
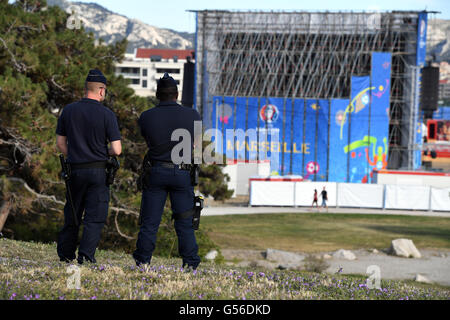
[260,104,279,124]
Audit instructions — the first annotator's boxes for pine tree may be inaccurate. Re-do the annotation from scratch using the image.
[0,0,231,258]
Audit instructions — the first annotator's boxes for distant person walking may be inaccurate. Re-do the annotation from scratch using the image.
[311,189,319,210]
[320,187,328,211]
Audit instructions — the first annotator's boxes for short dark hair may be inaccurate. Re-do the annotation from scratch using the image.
[156,87,177,102]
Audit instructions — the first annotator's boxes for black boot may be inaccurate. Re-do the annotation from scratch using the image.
[77,254,97,265]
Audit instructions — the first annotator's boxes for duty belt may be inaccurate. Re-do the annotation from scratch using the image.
[151,161,192,171]
[70,161,107,170]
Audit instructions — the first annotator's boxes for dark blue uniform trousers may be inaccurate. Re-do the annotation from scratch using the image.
[57,168,109,263]
[133,165,200,269]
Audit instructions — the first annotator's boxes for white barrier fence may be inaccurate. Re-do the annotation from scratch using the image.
[250,181,450,212]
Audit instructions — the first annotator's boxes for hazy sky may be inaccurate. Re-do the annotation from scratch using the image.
[72,0,449,33]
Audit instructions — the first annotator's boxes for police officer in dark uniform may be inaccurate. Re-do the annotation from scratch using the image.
[133,73,201,270]
[56,69,122,264]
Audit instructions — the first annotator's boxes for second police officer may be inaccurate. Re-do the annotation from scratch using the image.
[133,73,201,270]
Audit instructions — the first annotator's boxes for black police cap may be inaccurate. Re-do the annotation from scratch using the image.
[157,72,178,91]
[86,69,107,85]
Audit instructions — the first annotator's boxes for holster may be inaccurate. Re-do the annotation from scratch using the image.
[137,153,152,192]
[192,195,204,230]
[171,196,204,231]
[106,157,120,186]
[190,164,200,186]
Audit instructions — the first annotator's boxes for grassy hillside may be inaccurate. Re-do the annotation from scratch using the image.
[0,238,449,300]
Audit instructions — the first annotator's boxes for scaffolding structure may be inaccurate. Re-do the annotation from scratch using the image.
[195,10,429,171]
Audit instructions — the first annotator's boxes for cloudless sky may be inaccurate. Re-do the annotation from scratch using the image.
[73,0,449,33]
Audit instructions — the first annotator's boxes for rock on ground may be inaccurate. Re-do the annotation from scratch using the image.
[205,250,218,260]
[415,274,432,284]
[388,239,422,258]
[332,249,356,260]
[265,248,305,264]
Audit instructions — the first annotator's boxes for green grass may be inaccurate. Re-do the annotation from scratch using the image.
[0,238,449,300]
[201,213,450,252]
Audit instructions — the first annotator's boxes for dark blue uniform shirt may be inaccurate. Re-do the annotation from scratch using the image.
[56,98,121,164]
[138,101,201,163]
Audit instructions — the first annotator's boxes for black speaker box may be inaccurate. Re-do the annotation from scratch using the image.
[420,66,439,113]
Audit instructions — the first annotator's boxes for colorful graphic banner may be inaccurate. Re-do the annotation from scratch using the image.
[328,99,350,182]
[315,100,329,181]
[348,76,371,183]
[303,100,318,179]
[415,13,428,168]
[416,12,428,67]
[368,52,391,181]
[212,52,391,181]
[291,99,305,175]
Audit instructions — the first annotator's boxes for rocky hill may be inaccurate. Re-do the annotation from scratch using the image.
[46,1,450,61]
[46,0,194,52]
[428,19,450,62]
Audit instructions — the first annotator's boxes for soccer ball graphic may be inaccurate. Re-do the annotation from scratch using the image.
[306,161,320,174]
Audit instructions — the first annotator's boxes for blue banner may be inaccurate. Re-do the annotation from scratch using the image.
[258,97,284,174]
[247,97,260,161]
[416,13,428,67]
[316,99,329,181]
[291,99,305,176]
[220,96,236,161]
[368,52,391,181]
[415,13,428,168]
[210,96,224,157]
[212,68,390,180]
[347,76,372,183]
[433,107,450,120]
[329,99,350,182]
[232,97,248,161]
[282,98,294,175]
[303,100,318,180]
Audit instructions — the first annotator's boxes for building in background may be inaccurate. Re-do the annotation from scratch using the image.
[439,61,450,80]
[439,79,450,104]
[115,48,194,97]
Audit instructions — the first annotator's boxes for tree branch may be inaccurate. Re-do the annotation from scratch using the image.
[5,177,139,240]
[0,125,39,167]
[114,210,135,240]
[0,36,28,73]
[0,198,12,233]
